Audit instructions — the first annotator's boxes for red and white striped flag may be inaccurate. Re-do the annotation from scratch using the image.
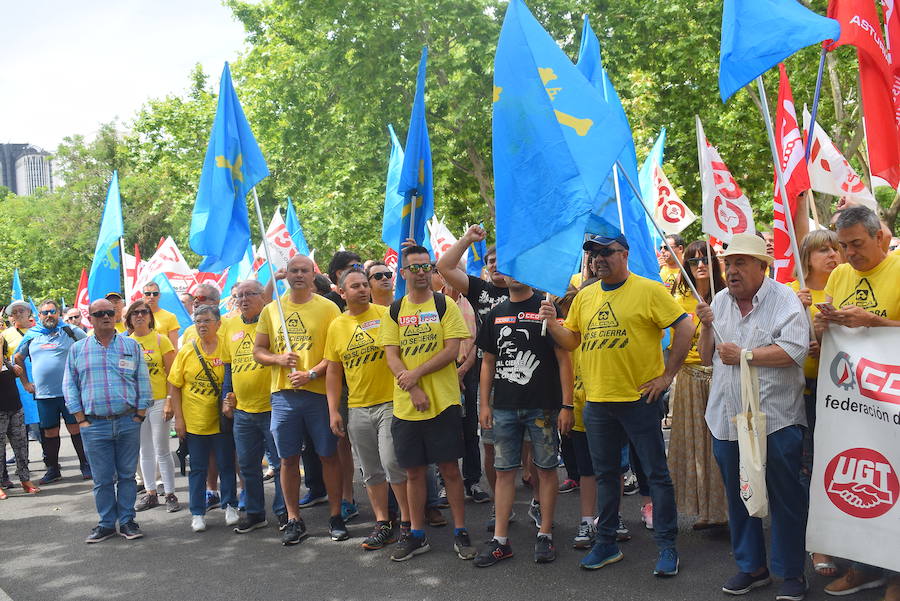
[772,64,810,283]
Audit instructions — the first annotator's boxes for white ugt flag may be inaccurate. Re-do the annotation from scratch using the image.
[652,162,696,235]
[256,208,298,271]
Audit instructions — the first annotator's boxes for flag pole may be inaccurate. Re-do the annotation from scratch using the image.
[251,188,295,361]
[612,165,625,232]
[806,189,821,229]
[615,160,723,344]
[119,237,128,299]
[755,76,806,289]
[706,240,716,298]
[804,48,828,162]
[408,191,417,241]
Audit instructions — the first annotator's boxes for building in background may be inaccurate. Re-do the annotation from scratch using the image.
[0,143,54,195]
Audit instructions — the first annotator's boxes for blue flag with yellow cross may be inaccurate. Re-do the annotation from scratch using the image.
[190,62,269,272]
[88,170,124,302]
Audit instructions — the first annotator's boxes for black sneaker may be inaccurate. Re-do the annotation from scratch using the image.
[119,521,144,540]
[391,532,430,561]
[85,525,117,544]
[329,515,349,541]
[277,512,289,531]
[534,535,556,563]
[722,569,772,595]
[465,483,491,504]
[454,530,477,560]
[281,518,308,545]
[234,513,268,534]
[362,521,397,550]
[474,538,514,567]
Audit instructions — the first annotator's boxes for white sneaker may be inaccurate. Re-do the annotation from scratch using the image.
[191,515,207,532]
[225,505,240,526]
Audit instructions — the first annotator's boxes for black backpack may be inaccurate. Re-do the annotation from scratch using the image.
[389,292,448,324]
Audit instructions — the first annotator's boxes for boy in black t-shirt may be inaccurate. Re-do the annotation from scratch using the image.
[472,276,573,567]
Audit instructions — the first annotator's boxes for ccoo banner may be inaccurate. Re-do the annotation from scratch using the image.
[808,326,900,572]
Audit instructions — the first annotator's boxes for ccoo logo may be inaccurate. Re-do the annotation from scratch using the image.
[823,447,899,519]
[829,351,856,391]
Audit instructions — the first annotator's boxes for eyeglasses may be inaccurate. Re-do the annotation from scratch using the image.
[591,248,625,258]
[369,271,393,281]
[194,318,216,326]
[234,291,261,300]
[132,309,151,316]
[90,310,115,318]
[403,263,434,273]
[39,309,57,316]
[686,257,710,266]
[143,291,160,297]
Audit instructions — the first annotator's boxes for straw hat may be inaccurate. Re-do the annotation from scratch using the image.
[721,233,773,265]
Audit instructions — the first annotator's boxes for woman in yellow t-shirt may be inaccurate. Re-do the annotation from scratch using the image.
[666,240,728,530]
[789,229,841,577]
[168,305,237,532]
[126,300,179,513]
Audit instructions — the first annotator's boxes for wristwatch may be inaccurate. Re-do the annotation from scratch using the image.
[561,405,575,410]
[134,413,147,422]
[308,369,319,380]
[744,349,754,363]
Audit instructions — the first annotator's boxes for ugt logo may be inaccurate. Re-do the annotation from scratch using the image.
[823,448,899,519]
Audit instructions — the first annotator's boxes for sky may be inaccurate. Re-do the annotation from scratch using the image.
[0,0,249,151]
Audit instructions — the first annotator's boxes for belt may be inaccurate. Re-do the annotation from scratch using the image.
[86,408,136,421]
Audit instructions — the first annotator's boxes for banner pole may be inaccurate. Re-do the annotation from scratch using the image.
[612,165,625,233]
[706,239,716,298]
[616,160,723,344]
[119,237,128,299]
[251,188,295,362]
[805,48,828,162]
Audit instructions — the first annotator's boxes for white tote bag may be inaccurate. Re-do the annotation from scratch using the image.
[734,352,768,518]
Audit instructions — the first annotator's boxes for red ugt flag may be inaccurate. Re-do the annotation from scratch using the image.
[773,64,810,283]
[828,0,900,188]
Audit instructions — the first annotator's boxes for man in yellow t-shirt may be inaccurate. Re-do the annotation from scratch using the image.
[179,284,223,347]
[220,280,284,534]
[325,270,409,551]
[253,254,343,545]
[540,233,693,575]
[658,234,685,291]
[142,282,180,350]
[378,245,473,562]
[104,292,128,333]
[818,206,900,336]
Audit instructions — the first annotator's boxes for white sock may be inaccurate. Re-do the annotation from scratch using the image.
[494,535,508,544]
[582,516,593,524]
[537,532,552,540]
[531,499,540,507]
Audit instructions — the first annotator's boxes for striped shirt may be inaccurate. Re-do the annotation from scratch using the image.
[63,334,152,417]
[706,277,810,441]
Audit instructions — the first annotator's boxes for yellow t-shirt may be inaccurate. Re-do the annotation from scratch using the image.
[220,315,272,413]
[325,305,394,408]
[256,293,340,395]
[564,276,685,403]
[572,345,586,433]
[168,341,224,435]
[788,280,825,380]
[377,295,471,421]
[660,264,680,291]
[674,293,702,366]
[824,253,900,321]
[180,325,198,346]
[153,308,180,335]
[569,273,584,289]
[88,322,126,337]
[2,326,25,352]
[130,331,175,399]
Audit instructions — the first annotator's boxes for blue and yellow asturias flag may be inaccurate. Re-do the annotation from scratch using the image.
[381,124,406,252]
[88,171,124,302]
[467,231,488,277]
[492,0,630,296]
[190,62,269,272]
[11,268,23,302]
[397,47,435,251]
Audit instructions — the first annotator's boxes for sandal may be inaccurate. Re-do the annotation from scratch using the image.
[662,416,673,430]
[22,481,40,494]
[0,488,7,500]
[810,552,838,577]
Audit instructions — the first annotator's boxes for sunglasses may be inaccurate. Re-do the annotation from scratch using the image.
[686,257,710,266]
[91,310,115,318]
[132,309,151,316]
[403,263,434,273]
[591,248,625,258]
[194,295,215,303]
[39,309,58,316]
[369,271,393,281]
[143,291,160,297]
[348,263,364,271]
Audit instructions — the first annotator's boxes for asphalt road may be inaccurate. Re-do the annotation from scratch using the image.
[0,434,884,601]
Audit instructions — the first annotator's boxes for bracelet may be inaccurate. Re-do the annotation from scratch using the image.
[561,405,575,410]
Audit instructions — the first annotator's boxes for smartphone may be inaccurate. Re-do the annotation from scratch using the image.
[815,302,837,315]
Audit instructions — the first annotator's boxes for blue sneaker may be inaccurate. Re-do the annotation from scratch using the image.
[580,542,623,570]
[238,489,247,512]
[299,491,328,508]
[341,499,359,522]
[653,547,679,577]
[38,467,62,485]
[205,490,221,511]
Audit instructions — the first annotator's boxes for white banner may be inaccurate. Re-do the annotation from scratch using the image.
[697,115,756,243]
[255,209,298,271]
[131,237,196,300]
[651,162,696,235]
[803,108,877,212]
[808,326,900,572]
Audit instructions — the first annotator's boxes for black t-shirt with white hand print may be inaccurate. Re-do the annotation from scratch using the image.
[476,293,562,410]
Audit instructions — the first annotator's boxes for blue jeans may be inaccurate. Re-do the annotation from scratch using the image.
[233,410,285,518]
[584,398,677,550]
[186,432,237,516]
[713,425,807,579]
[80,414,142,529]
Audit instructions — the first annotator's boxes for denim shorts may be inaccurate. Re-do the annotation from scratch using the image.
[492,408,560,471]
[270,390,337,459]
